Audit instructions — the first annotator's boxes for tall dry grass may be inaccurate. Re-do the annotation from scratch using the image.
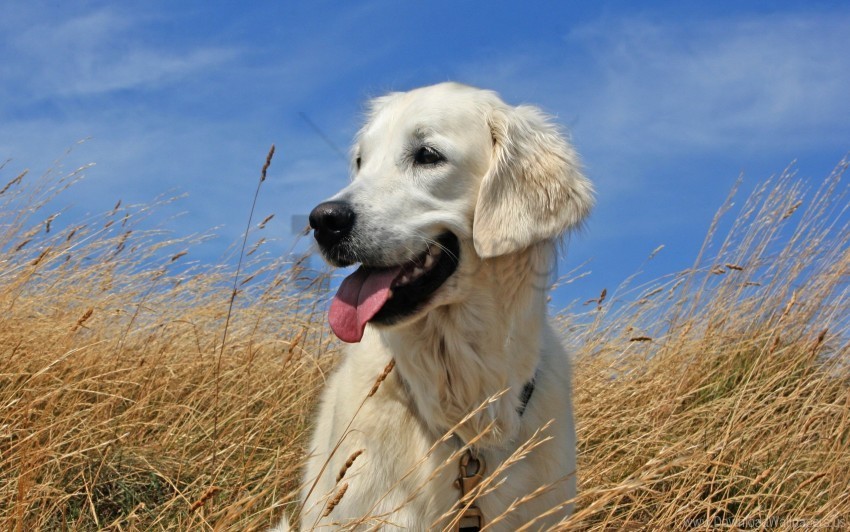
[0,153,335,530]
[560,160,850,529]
[1,153,848,530]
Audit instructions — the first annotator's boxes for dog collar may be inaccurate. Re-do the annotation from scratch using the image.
[452,375,536,531]
[517,377,535,417]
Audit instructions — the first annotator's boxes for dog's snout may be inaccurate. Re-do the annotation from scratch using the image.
[309,201,356,248]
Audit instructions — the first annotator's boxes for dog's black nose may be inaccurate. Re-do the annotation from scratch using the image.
[309,201,356,248]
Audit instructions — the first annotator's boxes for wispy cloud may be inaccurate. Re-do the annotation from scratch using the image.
[2,8,240,98]
[569,11,850,154]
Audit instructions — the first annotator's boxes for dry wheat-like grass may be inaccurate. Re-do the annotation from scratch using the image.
[556,160,850,530]
[0,152,336,530]
[1,152,848,531]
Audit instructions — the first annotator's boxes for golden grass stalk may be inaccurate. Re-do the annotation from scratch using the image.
[336,450,364,484]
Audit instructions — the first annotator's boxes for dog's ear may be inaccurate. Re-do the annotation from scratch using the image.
[473,104,593,259]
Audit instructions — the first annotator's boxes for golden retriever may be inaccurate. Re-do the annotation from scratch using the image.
[275,82,593,530]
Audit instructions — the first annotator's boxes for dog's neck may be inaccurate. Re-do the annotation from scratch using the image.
[381,242,553,447]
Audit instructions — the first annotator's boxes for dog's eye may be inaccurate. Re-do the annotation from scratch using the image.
[413,146,444,166]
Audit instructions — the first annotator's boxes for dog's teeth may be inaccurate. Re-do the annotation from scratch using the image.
[412,266,424,278]
[424,254,434,269]
[430,246,442,257]
[398,274,410,285]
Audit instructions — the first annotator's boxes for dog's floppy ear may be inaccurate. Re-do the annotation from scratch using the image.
[473,104,593,258]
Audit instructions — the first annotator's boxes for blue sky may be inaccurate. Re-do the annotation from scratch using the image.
[1,1,848,306]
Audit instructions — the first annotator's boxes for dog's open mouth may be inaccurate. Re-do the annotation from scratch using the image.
[328,232,460,343]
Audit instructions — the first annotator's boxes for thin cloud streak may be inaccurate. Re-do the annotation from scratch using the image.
[569,12,850,154]
[4,8,241,98]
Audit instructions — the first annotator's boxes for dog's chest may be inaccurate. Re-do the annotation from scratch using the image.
[325,363,460,528]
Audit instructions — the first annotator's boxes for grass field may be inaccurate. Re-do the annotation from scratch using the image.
[1,154,848,530]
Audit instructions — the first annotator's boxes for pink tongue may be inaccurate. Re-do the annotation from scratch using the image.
[329,266,401,343]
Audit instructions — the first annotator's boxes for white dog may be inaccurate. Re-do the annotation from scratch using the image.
[275,82,593,531]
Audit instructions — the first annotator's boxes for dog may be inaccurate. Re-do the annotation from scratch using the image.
[275,82,593,530]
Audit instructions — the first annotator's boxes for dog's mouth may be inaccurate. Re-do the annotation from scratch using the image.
[328,232,460,343]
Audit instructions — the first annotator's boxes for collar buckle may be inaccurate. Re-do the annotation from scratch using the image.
[454,449,485,531]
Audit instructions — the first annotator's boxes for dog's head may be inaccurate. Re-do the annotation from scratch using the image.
[309,82,593,342]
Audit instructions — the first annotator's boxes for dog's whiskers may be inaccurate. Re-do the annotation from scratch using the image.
[414,232,459,264]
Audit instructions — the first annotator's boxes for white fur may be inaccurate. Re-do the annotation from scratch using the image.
[274,82,593,531]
